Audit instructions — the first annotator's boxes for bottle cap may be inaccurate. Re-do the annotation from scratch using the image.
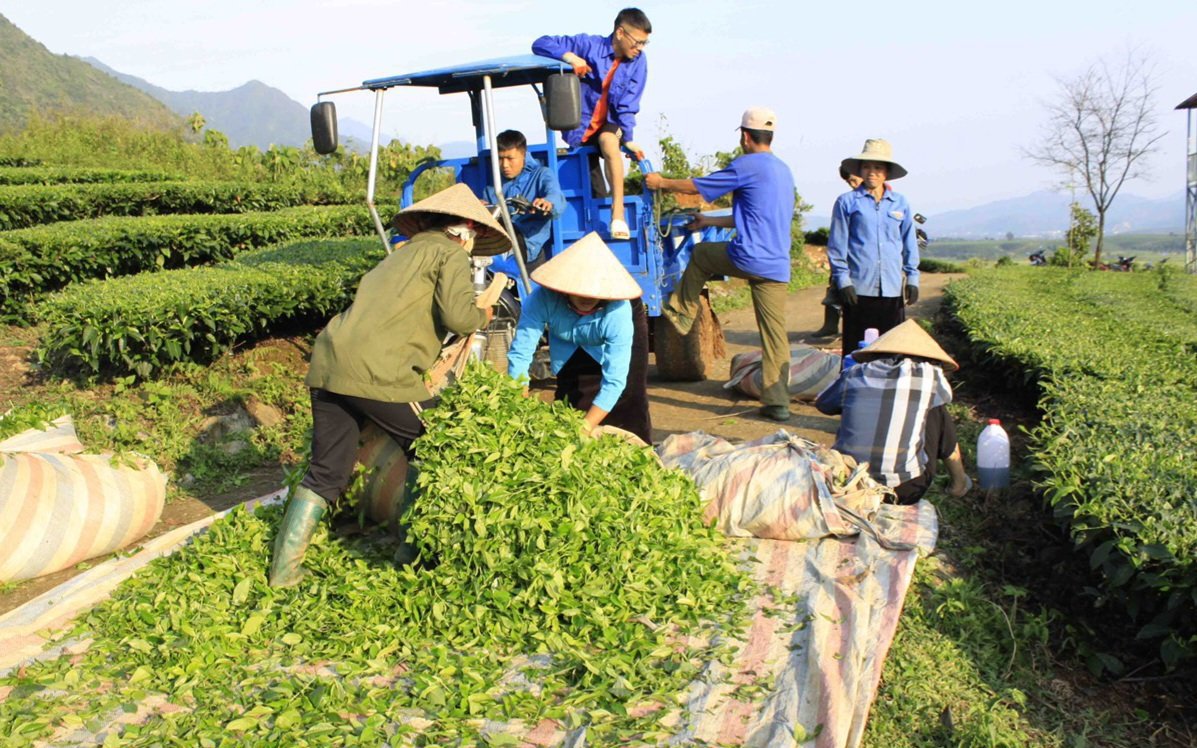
[856,340,867,349]
[988,418,1001,425]
[863,327,880,344]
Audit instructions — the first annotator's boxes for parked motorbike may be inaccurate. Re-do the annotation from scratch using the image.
[1110,255,1136,272]
[915,213,928,251]
[1029,250,1047,266]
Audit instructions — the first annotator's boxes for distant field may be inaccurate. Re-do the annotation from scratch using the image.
[924,233,1186,264]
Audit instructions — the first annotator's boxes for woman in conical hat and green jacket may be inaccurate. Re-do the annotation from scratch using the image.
[269,184,510,588]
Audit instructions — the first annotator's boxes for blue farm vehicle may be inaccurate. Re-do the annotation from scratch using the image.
[310,55,729,379]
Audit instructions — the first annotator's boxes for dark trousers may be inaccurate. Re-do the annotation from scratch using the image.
[842,295,905,358]
[893,405,958,505]
[301,389,426,504]
[555,299,653,443]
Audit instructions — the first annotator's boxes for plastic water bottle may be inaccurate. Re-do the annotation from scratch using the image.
[977,419,1011,490]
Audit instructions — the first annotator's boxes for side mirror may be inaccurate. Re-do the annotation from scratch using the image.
[544,74,581,132]
[311,102,338,155]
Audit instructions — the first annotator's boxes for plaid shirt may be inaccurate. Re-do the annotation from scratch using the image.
[815,357,952,487]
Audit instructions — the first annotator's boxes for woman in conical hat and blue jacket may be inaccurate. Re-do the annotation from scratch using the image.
[506,232,652,443]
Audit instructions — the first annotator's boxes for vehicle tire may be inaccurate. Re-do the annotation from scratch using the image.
[481,289,520,374]
[653,293,726,381]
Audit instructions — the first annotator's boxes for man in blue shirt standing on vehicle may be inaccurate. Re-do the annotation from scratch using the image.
[827,139,920,358]
[482,129,565,271]
[645,107,797,422]
[532,8,650,242]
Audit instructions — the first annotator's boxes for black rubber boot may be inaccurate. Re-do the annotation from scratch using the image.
[268,486,328,588]
[812,305,841,338]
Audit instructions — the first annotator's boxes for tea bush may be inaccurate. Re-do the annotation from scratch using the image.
[0,205,372,318]
[947,267,1197,665]
[38,238,382,378]
[0,166,177,185]
[0,180,356,230]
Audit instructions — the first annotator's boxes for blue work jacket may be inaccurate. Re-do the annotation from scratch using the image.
[507,290,633,412]
[531,32,647,148]
[482,156,564,262]
[827,186,920,297]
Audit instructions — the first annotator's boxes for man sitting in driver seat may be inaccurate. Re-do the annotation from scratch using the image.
[482,129,565,272]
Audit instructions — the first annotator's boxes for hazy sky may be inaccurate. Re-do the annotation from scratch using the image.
[5,0,1196,218]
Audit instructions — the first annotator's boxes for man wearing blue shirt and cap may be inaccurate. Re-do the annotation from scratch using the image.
[645,107,797,422]
[827,139,920,358]
[482,130,564,271]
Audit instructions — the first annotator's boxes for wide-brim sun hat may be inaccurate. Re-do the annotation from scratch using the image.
[854,319,957,371]
[841,138,908,180]
[390,183,513,256]
[531,232,643,300]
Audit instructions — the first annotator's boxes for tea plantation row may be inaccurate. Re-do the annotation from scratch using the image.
[0,205,373,318]
[946,267,1197,664]
[38,238,383,378]
[0,180,356,230]
[0,165,176,185]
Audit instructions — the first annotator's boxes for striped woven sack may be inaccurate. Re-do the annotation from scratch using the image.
[724,345,842,401]
[0,417,166,583]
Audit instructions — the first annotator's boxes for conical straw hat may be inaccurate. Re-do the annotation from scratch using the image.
[531,232,643,300]
[854,319,957,370]
[390,183,513,256]
[841,138,908,180]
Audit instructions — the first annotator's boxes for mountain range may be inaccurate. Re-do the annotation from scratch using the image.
[808,189,1185,238]
[923,189,1186,238]
[80,57,393,151]
[0,13,178,133]
[82,57,314,150]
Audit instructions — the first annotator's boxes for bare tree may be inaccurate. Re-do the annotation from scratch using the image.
[1027,49,1166,267]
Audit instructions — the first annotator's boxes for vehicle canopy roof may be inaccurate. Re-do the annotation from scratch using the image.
[362,55,567,95]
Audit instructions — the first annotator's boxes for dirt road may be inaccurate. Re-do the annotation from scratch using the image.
[646,273,962,445]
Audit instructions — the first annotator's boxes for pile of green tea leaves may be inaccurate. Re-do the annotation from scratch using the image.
[0,364,753,746]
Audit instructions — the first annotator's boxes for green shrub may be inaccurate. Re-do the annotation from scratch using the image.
[804,227,829,246]
[0,156,41,167]
[920,257,965,273]
[1,205,372,318]
[946,267,1197,664]
[37,238,381,378]
[0,180,355,230]
[0,166,177,185]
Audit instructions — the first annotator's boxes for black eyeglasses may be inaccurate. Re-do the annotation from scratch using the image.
[620,26,650,49]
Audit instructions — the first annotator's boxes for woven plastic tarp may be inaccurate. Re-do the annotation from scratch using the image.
[0,417,166,583]
[657,429,937,747]
[725,346,842,402]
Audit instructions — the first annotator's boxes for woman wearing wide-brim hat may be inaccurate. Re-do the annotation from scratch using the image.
[270,183,511,588]
[827,138,920,360]
[815,320,972,504]
[506,232,653,443]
